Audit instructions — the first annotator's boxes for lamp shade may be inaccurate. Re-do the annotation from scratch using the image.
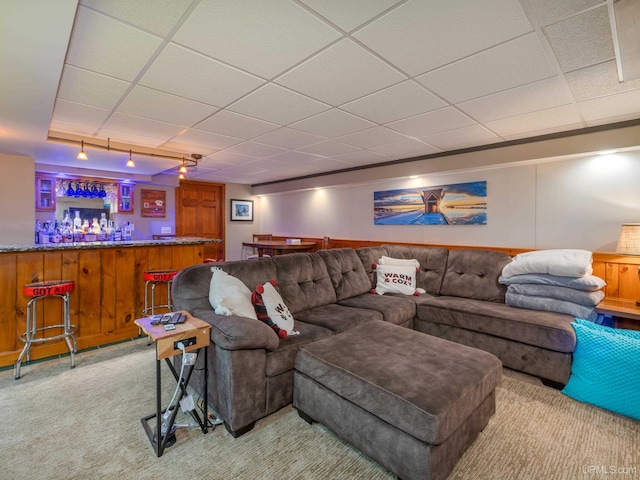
[615,223,640,255]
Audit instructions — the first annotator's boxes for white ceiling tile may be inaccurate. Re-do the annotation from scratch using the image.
[276,39,406,106]
[65,7,163,82]
[202,151,257,166]
[332,149,392,164]
[100,112,184,141]
[57,65,131,110]
[290,109,376,137]
[484,104,583,137]
[340,81,446,124]
[173,0,340,79]
[297,140,360,156]
[266,150,322,165]
[228,84,330,125]
[457,77,573,122]
[223,142,287,158]
[52,99,111,129]
[160,140,216,156]
[417,34,556,104]
[195,111,280,139]
[251,128,325,149]
[49,120,101,137]
[419,125,501,150]
[118,85,218,127]
[578,89,640,123]
[387,107,476,137]
[545,5,614,73]
[95,128,167,148]
[565,60,640,101]
[303,157,354,174]
[139,43,264,108]
[300,0,403,32]
[80,0,192,37]
[337,126,409,148]
[170,129,243,151]
[354,0,532,75]
[370,139,442,158]
[525,0,603,28]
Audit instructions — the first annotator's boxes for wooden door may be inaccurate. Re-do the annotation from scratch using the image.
[175,181,225,261]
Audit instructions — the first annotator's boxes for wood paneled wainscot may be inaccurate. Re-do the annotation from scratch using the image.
[0,239,215,368]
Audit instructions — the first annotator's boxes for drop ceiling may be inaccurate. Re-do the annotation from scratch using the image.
[2,0,640,185]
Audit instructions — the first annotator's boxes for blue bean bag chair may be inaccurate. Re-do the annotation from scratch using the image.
[562,319,640,420]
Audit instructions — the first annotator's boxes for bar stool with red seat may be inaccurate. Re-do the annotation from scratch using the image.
[15,280,77,380]
[142,269,178,318]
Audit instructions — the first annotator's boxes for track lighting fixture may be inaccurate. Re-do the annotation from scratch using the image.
[49,134,201,172]
[126,150,135,168]
[77,140,88,160]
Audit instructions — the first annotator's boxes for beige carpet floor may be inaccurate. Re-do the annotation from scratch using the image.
[0,340,637,480]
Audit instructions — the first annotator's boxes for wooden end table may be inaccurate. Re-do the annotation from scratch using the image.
[134,312,211,456]
[595,298,640,331]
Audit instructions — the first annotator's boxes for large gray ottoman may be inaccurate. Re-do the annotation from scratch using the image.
[293,320,502,480]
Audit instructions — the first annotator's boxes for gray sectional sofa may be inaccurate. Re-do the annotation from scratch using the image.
[172,245,577,438]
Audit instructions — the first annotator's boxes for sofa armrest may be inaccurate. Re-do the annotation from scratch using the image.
[191,308,279,351]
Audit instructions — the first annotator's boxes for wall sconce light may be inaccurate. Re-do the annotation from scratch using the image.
[126,150,135,168]
[615,223,640,305]
[77,140,88,160]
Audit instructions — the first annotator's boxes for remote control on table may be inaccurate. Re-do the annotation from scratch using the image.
[163,323,175,331]
[169,312,187,324]
[160,314,173,324]
[150,314,163,325]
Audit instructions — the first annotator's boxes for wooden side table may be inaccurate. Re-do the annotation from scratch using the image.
[595,298,640,331]
[135,312,211,457]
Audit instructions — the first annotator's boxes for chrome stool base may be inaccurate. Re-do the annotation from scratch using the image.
[15,281,77,380]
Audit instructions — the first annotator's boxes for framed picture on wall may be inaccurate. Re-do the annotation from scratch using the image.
[230,199,254,221]
[141,189,166,217]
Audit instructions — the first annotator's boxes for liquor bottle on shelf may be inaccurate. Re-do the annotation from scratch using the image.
[73,211,82,231]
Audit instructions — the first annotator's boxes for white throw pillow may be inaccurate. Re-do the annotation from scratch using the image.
[374,264,418,296]
[252,281,298,337]
[209,267,257,320]
[378,256,420,269]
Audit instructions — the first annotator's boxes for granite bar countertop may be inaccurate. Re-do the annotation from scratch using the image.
[0,237,221,253]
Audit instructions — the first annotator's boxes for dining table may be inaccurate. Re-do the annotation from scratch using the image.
[241,240,317,257]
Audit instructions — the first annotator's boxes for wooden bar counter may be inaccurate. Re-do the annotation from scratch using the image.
[0,238,219,368]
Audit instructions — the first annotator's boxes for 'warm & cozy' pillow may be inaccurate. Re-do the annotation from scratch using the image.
[372,264,419,296]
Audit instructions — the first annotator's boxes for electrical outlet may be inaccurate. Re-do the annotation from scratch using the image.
[161,227,172,234]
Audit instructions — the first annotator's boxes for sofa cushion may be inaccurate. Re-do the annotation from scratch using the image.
[274,253,337,314]
[293,303,383,333]
[265,320,334,377]
[317,248,372,300]
[191,307,280,352]
[417,296,576,353]
[439,249,511,302]
[338,292,416,327]
[355,245,389,288]
[384,245,449,294]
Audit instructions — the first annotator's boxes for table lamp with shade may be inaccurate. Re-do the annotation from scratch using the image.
[615,223,640,305]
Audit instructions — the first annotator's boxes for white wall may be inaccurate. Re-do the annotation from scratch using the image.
[0,154,35,244]
[225,183,262,261]
[259,152,640,253]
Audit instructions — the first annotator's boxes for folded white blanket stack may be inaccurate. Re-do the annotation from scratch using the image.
[499,249,605,322]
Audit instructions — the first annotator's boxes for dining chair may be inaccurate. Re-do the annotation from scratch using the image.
[246,233,273,260]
